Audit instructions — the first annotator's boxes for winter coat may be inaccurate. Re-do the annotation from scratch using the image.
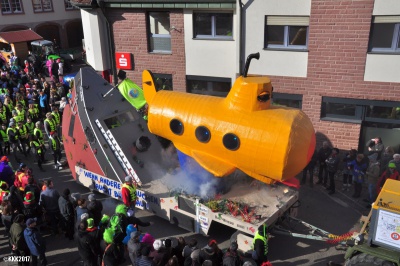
[58,195,74,220]
[22,201,42,220]
[87,200,103,225]
[366,162,380,184]
[223,249,242,266]
[39,188,60,212]
[0,161,14,187]
[77,228,98,262]
[9,222,30,256]
[317,147,332,165]
[326,155,340,173]
[103,243,124,266]
[128,239,142,266]
[366,140,384,160]
[149,248,169,266]
[348,159,368,183]
[24,226,46,256]
[198,246,223,266]
[24,183,41,202]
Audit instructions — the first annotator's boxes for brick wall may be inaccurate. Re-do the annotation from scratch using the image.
[108,9,186,91]
[270,0,400,151]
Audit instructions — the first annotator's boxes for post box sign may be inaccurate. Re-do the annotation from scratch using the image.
[115,52,134,70]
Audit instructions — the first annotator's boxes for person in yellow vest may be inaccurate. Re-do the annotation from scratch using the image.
[252,223,269,266]
[15,103,26,122]
[121,176,137,211]
[7,121,22,163]
[44,112,55,138]
[0,106,7,125]
[28,102,40,123]
[30,135,45,172]
[33,121,46,153]
[51,106,61,138]
[11,109,23,124]
[25,117,35,137]
[48,130,62,169]
[17,121,29,156]
[0,123,10,156]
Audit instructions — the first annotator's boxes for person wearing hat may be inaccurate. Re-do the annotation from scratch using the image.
[377,162,399,194]
[223,242,243,266]
[14,163,28,191]
[150,239,169,266]
[48,130,62,169]
[9,214,31,265]
[87,193,103,226]
[77,219,100,266]
[0,155,14,187]
[252,223,269,266]
[86,218,102,264]
[198,239,223,266]
[365,154,380,208]
[24,217,47,266]
[127,231,142,266]
[121,175,137,209]
[58,188,74,240]
[22,191,42,224]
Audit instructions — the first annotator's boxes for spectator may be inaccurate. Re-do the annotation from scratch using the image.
[24,176,41,202]
[174,237,186,266]
[389,154,400,173]
[316,141,332,186]
[348,154,368,198]
[380,147,394,175]
[8,185,24,212]
[377,162,400,194]
[39,180,60,235]
[198,239,223,266]
[75,198,89,225]
[223,242,243,266]
[182,238,198,264]
[22,191,42,223]
[0,155,14,187]
[325,148,340,195]
[24,218,47,266]
[366,137,384,161]
[166,256,179,266]
[77,220,98,266]
[150,239,169,266]
[1,200,14,237]
[365,154,380,208]
[87,193,103,226]
[301,149,317,187]
[128,231,142,266]
[58,188,74,240]
[252,223,269,266]
[103,229,125,266]
[9,214,31,266]
[86,218,102,264]
[342,149,357,191]
[137,245,156,266]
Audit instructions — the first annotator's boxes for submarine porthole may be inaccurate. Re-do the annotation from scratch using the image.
[170,119,184,135]
[195,126,211,143]
[223,133,240,151]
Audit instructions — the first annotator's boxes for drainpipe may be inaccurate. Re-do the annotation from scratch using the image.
[97,0,118,85]
[239,0,245,76]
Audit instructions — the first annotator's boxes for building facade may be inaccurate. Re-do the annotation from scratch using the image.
[0,0,83,48]
[74,0,400,153]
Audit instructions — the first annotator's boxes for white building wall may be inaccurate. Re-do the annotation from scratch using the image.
[0,2,80,29]
[184,9,238,81]
[243,0,310,77]
[81,9,110,71]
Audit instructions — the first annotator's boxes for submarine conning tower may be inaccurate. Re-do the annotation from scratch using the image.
[224,75,272,112]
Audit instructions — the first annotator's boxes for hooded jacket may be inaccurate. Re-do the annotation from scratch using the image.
[24,226,46,256]
[77,228,98,261]
[199,245,223,266]
[9,221,30,255]
[0,161,14,187]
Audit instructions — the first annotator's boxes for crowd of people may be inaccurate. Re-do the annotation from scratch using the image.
[302,137,400,207]
[0,170,271,266]
[0,52,70,171]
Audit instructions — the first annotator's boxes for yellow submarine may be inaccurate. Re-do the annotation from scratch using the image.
[143,53,316,185]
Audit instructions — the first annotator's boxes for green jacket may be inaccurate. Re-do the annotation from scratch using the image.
[9,222,30,255]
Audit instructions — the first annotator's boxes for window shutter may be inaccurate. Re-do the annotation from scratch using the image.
[373,16,400,23]
[266,16,309,26]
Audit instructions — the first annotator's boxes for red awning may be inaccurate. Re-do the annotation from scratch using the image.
[0,29,43,43]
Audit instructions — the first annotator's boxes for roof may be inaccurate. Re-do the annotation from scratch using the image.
[70,0,235,8]
[0,30,43,44]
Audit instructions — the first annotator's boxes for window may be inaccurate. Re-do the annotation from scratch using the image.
[321,97,400,124]
[264,16,309,50]
[64,0,77,10]
[272,93,302,109]
[1,0,23,14]
[186,75,231,97]
[148,12,171,53]
[193,13,233,39]
[153,73,173,91]
[32,0,52,12]
[369,16,400,52]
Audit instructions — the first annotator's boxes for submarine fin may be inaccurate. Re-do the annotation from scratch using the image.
[242,170,276,185]
[191,151,236,177]
[142,70,157,104]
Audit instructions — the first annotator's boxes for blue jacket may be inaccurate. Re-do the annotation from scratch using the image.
[348,159,368,183]
[24,227,46,256]
[39,188,60,212]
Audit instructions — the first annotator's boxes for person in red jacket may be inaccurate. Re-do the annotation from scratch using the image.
[121,176,137,211]
[377,162,399,194]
